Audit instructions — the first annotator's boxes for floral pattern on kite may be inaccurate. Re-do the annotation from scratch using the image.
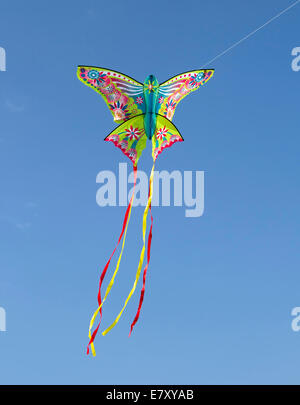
[78,67,146,123]
[158,70,214,121]
[152,115,183,162]
[163,99,177,120]
[104,116,147,165]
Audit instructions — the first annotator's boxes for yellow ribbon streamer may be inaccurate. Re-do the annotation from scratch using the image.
[102,163,155,336]
[88,175,136,356]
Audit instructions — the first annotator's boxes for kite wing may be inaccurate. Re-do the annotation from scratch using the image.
[77,66,146,123]
[152,114,183,161]
[157,69,214,121]
[105,114,147,165]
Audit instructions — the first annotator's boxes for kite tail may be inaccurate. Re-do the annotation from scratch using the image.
[87,164,137,356]
[101,162,155,336]
[129,183,153,336]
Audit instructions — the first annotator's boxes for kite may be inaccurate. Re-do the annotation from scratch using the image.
[77,66,214,356]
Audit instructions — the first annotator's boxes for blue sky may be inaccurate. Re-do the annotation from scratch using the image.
[0,0,300,384]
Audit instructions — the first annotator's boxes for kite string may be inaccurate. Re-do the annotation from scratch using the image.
[201,0,300,68]
[101,162,155,336]
[87,164,137,356]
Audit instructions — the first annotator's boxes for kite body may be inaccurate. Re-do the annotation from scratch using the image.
[77,67,214,164]
[142,74,159,140]
[77,66,214,355]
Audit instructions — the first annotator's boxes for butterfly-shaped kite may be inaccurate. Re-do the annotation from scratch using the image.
[77,66,214,356]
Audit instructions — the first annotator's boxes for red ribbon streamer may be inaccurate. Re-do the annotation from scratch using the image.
[129,184,153,336]
[87,164,137,354]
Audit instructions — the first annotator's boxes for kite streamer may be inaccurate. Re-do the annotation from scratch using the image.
[77,66,214,356]
[129,176,154,336]
[87,164,137,356]
[102,163,155,336]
